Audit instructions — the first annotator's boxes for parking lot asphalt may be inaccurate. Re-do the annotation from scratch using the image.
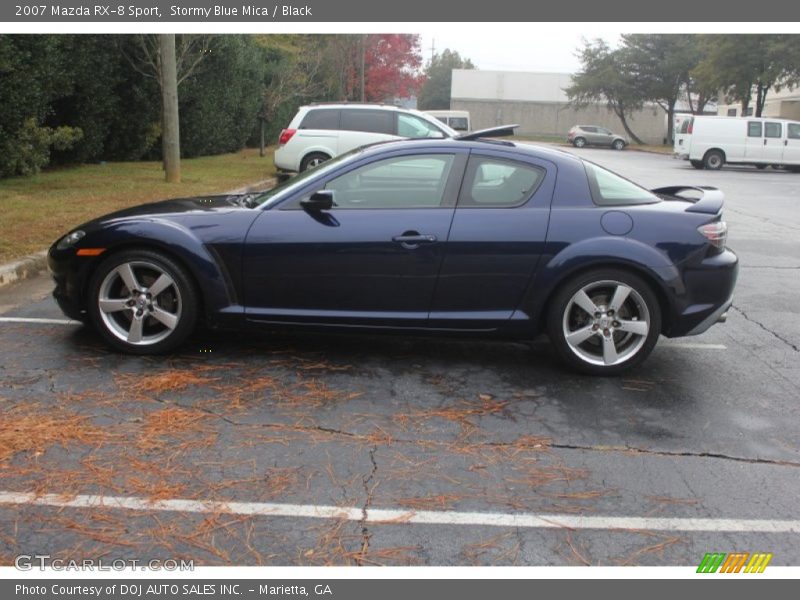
[0,147,798,566]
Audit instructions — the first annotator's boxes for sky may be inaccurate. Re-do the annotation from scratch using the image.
[418,27,621,74]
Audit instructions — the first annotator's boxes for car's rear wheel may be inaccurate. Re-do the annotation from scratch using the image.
[690,160,704,169]
[88,249,198,354]
[703,149,725,170]
[300,152,331,172]
[612,139,626,150]
[756,164,767,170]
[547,269,661,375]
[572,137,587,148]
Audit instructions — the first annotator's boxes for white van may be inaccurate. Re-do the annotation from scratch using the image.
[424,110,471,132]
[674,115,800,171]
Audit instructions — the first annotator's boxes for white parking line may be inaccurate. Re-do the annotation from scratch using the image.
[661,342,727,350]
[0,317,78,325]
[1,492,797,533]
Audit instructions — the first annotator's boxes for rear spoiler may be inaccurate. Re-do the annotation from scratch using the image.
[651,185,724,215]
[455,124,519,140]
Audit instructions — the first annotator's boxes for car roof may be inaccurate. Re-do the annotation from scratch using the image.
[301,103,414,113]
[356,137,583,165]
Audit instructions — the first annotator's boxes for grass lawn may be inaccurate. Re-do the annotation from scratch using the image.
[0,148,276,263]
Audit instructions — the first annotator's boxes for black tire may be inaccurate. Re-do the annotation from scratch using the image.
[546,268,662,376]
[612,139,626,151]
[572,137,587,148]
[703,149,725,170]
[755,164,767,170]
[300,152,331,172]
[690,160,704,170]
[87,249,198,354]
[787,166,800,173]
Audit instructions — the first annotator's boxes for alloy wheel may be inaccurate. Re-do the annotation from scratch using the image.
[97,260,183,346]
[561,280,650,367]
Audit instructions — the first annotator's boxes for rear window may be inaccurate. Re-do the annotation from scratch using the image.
[584,162,659,206]
[678,118,693,134]
[449,117,469,131]
[340,109,394,135]
[458,157,545,208]
[300,109,340,130]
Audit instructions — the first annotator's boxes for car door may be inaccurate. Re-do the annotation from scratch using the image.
[429,151,556,330]
[597,127,615,146]
[763,122,785,163]
[744,121,765,161]
[581,126,599,144]
[242,150,468,328]
[784,122,800,165]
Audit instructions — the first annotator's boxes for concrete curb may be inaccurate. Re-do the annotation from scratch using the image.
[0,177,279,291]
[0,251,49,289]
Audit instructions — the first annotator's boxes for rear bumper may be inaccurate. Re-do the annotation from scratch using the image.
[673,152,689,160]
[665,248,739,337]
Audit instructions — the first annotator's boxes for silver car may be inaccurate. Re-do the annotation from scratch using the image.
[568,125,628,150]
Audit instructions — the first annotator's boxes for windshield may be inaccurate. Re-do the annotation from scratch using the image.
[255,148,366,207]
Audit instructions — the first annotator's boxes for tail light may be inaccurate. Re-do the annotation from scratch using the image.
[698,220,727,249]
[278,128,296,146]
[687,121,693,134]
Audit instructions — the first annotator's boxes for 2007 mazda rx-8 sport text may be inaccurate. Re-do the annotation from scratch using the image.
[49,129,738,375]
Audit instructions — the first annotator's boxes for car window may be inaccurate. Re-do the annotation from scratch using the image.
[582,126,597,133]
[788,123,800,140]
[448,117,469,131]
[397,113,445,138]
[748,121,763,137]
[340,109,394,135]
[765,122,782,138]
[584,162,660,206]
[678,118,693,134]
[323,154,456,209]
[458,157,545,208]
[299,109,340,130]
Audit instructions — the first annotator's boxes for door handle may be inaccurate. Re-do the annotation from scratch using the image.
[392,232,437,248]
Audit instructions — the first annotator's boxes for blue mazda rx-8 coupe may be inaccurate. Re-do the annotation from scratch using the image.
[49,128,738,375]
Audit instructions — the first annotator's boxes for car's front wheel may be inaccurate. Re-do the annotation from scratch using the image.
[547,269,661,375]
[88,249,198,354]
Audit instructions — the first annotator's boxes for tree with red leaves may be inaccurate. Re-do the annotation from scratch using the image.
[362,34,424,101]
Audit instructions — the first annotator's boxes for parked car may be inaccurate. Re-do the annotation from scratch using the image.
[568,125,628,150]
[674,115,800,171]
[49,126,737,375]
[424,110,471,132]
[273,103,457,175]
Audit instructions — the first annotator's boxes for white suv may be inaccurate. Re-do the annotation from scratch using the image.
[274,103,457,174]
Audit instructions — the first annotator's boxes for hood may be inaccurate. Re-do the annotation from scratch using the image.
[87,194,250,225]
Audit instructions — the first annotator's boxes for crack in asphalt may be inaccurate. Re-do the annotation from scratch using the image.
[357,446,378,565]
[147,399,800,469]
[731,304,800,352]
[548,442,800,468]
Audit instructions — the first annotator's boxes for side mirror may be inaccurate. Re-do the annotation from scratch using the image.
[301,190,334,212]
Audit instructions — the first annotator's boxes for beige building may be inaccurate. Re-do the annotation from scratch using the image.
[717,86,800,120]
[450,70,668,145]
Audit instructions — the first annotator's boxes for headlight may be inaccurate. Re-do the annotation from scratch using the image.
[56,230,86,250]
